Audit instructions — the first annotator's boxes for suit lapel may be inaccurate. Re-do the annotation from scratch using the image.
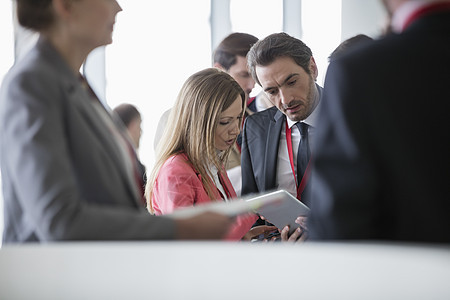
[66,81,141,206]
[264,109,285,189]
[69,85,125,166]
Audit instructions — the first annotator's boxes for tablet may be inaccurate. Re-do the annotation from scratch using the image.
[246,190,310,234]
[168,190,309,235]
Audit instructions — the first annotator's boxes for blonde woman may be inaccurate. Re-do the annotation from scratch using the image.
[146,68,274,241]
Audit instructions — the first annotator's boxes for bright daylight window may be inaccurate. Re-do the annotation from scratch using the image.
[105,1,341,169]
[105,1,211,168]
[230,0,283,97]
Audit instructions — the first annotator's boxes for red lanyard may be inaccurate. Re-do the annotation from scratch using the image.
[285,121,311,201]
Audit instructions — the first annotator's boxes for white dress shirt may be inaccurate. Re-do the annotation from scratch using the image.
[275,88,321,197]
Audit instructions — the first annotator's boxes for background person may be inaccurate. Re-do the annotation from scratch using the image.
[113,103,147,194]
[113,103,143,150]
[327,34,373,62]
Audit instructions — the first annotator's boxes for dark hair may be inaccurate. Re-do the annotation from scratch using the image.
[247,32,313,86]
[213,32,258,70]
[17,0,54,31]
[328,34,373,62]
[113,103,141,127]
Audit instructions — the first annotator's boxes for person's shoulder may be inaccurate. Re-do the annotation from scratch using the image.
[160,153,197,176]
[246,106,278,123]
[157,154,203,188]
[1,45,62,110]
[3,48,41,86]
[336,34,401,68]
[7,39,74,90]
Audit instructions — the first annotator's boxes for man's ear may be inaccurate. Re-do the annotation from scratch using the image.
[52,0,73,19]
[213,62,226,71]
[309,57,319,81]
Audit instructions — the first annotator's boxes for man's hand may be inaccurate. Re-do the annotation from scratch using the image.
[280,216,308,242]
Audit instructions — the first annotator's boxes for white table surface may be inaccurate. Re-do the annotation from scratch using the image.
[1,241,449,300]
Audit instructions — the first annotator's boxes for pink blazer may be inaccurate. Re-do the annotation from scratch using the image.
[152,153,257,241]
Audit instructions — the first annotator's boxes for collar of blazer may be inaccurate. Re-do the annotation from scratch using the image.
[178,152,235,201]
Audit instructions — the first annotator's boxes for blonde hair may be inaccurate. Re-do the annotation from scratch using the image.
[146,68,245,213]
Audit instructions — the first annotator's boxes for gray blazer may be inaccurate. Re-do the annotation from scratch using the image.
[0,37,175,243]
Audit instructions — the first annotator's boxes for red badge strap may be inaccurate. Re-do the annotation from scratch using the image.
[403,2,450,31]
[285,121,311,200]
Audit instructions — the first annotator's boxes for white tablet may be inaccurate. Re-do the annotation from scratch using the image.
[245,190,310,234]
[168,190,309,235]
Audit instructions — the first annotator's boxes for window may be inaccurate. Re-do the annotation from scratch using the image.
[302,0,342,85]
[230,0,283,39]
[105,1,211,167]
[230,0,283,97]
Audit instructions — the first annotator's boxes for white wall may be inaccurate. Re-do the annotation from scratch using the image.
[342,0,387,40]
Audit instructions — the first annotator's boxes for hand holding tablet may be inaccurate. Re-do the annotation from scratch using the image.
[169,190,309,235]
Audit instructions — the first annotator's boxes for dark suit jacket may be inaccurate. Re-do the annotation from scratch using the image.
[309,8,450,243]
[0,37,175,243]
[241,106,284,197]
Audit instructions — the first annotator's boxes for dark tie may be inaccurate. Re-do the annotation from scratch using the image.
[296,122,310,186]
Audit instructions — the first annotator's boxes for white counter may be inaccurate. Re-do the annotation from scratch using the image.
[1,242,449,300]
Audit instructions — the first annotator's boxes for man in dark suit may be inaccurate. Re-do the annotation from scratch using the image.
[309,0,450,243]
[242,33,323,209]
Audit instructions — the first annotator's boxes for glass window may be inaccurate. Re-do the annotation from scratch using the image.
[302,0,342,85]
[230,0,283,39]
[230,0,283,97]
[105,1,211,167]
